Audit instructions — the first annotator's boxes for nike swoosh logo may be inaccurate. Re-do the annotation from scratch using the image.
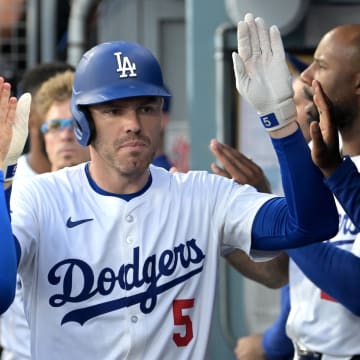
[66,217,94,228]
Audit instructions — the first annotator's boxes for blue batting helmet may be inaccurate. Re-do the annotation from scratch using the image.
[71,41,171,146]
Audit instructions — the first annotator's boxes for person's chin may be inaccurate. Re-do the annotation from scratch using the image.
[58,158,77,169]
[123,157,151,173]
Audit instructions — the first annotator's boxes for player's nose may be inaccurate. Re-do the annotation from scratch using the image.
[60,126,77,140]
[124,109,142,134]
[300,64,314,86]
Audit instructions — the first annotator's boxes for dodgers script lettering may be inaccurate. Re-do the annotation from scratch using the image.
[48,239,205,325]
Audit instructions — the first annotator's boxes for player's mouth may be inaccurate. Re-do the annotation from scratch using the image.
[58,147,78,155]
[120,140,147,149]
[114,135,151,153]
[116,136,150,150]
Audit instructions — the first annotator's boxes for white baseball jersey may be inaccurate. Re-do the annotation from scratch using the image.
[0,154,37,360]
[287,156,360,359]
[12,155,37,180]
[11,163,275,360]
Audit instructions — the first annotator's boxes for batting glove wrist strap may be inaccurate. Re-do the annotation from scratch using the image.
[258,98,297,132]
[1,93,31,181]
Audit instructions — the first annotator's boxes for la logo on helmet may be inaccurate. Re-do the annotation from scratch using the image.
[114,51,137,78]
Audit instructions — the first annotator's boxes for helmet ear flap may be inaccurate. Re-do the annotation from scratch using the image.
[71,97,93,146]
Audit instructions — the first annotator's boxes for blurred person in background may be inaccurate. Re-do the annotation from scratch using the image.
[152,87,174,170]
[15,62,75,176]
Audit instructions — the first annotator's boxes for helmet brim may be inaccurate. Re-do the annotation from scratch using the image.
[74,80,171,106]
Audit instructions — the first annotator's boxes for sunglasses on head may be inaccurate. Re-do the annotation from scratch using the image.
[41,118,75,134]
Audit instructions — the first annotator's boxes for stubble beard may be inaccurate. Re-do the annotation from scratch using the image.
[330,98,357,133]
[93,136,155,180]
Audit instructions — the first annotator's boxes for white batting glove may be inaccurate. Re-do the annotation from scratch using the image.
[2,93,31,181]
[232,13,296,131]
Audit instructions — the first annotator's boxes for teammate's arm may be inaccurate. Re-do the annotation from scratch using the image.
[250,129,338,250]
[0,78,30,313]
[209,138,289,287]
[262,284,294,360]
[287,243,360,316]
[0,171,18,313]
[233,14,338,250]
[226,250,288,288]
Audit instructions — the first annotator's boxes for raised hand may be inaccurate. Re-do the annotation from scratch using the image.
[209,139,271,193]
[232,13,296,133]
[310,79,342,177]
[0,78,31,182]
[0,79,18,179]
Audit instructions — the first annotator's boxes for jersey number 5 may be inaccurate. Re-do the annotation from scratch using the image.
[172,298,195,347]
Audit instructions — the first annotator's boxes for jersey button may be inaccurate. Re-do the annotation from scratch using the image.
[131,315,138,323]
[126,236,134,244]
[125,214,134,223]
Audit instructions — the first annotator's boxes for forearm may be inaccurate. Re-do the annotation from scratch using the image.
[324,156,360,228]
[288,242,360,315]
[0,170,17,313]
[226,250,289,288]
[252,128,338,250]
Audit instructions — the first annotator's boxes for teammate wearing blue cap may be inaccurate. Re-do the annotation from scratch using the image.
[0,16,338,359]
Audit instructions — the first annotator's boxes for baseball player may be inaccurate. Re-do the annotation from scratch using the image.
[234,26,360,360]
[236,90,360,360]
[287,25,360,359]
[0,14,338,359]
[237,24,360,360]
[0,70,90,360]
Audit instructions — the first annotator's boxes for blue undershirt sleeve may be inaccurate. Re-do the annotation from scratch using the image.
[251,128,338,250]
[262,284,294,360]
[324,156,360,229]
[5,184,11,216]
[0,170,18,313]
[287,242,360,316]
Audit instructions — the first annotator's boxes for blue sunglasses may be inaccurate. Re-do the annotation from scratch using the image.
[41,118,75,134]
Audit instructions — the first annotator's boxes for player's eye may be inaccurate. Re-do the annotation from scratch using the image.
[101,107,124,116]
[140,106,153,113]
[110,108,123,115]
[139,103,161,114]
